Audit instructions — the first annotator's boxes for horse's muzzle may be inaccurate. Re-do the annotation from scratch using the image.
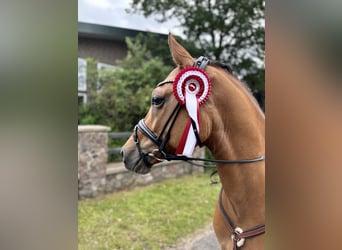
[121,147,152,174]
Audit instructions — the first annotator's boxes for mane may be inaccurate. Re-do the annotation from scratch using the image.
[209,61,264,116]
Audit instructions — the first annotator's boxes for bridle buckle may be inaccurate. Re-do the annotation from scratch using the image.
[148,149,167,162]
[231,227,245,248]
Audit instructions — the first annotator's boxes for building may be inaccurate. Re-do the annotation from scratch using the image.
[78,22,167,104]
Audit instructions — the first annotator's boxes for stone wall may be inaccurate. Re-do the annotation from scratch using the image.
[105,148,204,194]
[78,125,204,199]
[78,125,111,198]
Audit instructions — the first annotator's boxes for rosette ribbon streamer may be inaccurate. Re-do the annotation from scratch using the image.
[173,67,211,156]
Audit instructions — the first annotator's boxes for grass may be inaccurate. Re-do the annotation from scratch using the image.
[78,174,221,250]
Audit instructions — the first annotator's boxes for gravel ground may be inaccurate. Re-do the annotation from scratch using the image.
[165,224,220,250]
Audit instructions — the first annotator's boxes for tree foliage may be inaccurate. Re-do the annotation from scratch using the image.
[133,33,206,66]
[78,37,172,131]
[130,0,265,109]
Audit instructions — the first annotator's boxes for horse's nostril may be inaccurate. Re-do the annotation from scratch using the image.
[120,149,125,163]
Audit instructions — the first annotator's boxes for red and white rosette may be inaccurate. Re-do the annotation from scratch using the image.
[173,67,211,156]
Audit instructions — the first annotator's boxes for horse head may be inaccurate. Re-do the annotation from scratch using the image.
[121,34,215,174]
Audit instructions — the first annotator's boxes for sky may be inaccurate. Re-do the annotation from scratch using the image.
[78,0,183,35]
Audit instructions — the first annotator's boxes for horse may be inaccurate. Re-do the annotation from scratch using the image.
[121,33,265,250]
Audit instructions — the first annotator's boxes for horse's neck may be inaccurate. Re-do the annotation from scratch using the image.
[207,76,265,229]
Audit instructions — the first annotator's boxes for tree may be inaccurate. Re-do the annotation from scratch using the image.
[132,33,206,66]
[78,36,172,131]
[85,57,99,103]
[129,0,265,109]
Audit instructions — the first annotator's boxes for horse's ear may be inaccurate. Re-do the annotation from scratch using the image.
[168,33,194,68]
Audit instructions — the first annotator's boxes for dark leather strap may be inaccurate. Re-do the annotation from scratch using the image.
[219,188,265,249]
[137,119,160,146]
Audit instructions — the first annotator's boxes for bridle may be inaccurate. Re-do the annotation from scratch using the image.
[133,56,265,167]
[132,56,266,249]
[134,114,265,165]
[133,99,182,166]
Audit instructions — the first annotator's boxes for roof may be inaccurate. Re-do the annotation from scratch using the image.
[78,22,168,41]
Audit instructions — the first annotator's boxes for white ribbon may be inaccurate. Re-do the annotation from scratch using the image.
[181,91,200,156]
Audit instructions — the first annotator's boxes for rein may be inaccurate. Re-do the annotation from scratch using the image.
[135,98,264,186]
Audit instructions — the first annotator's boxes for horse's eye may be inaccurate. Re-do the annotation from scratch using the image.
[151,96,165,107]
